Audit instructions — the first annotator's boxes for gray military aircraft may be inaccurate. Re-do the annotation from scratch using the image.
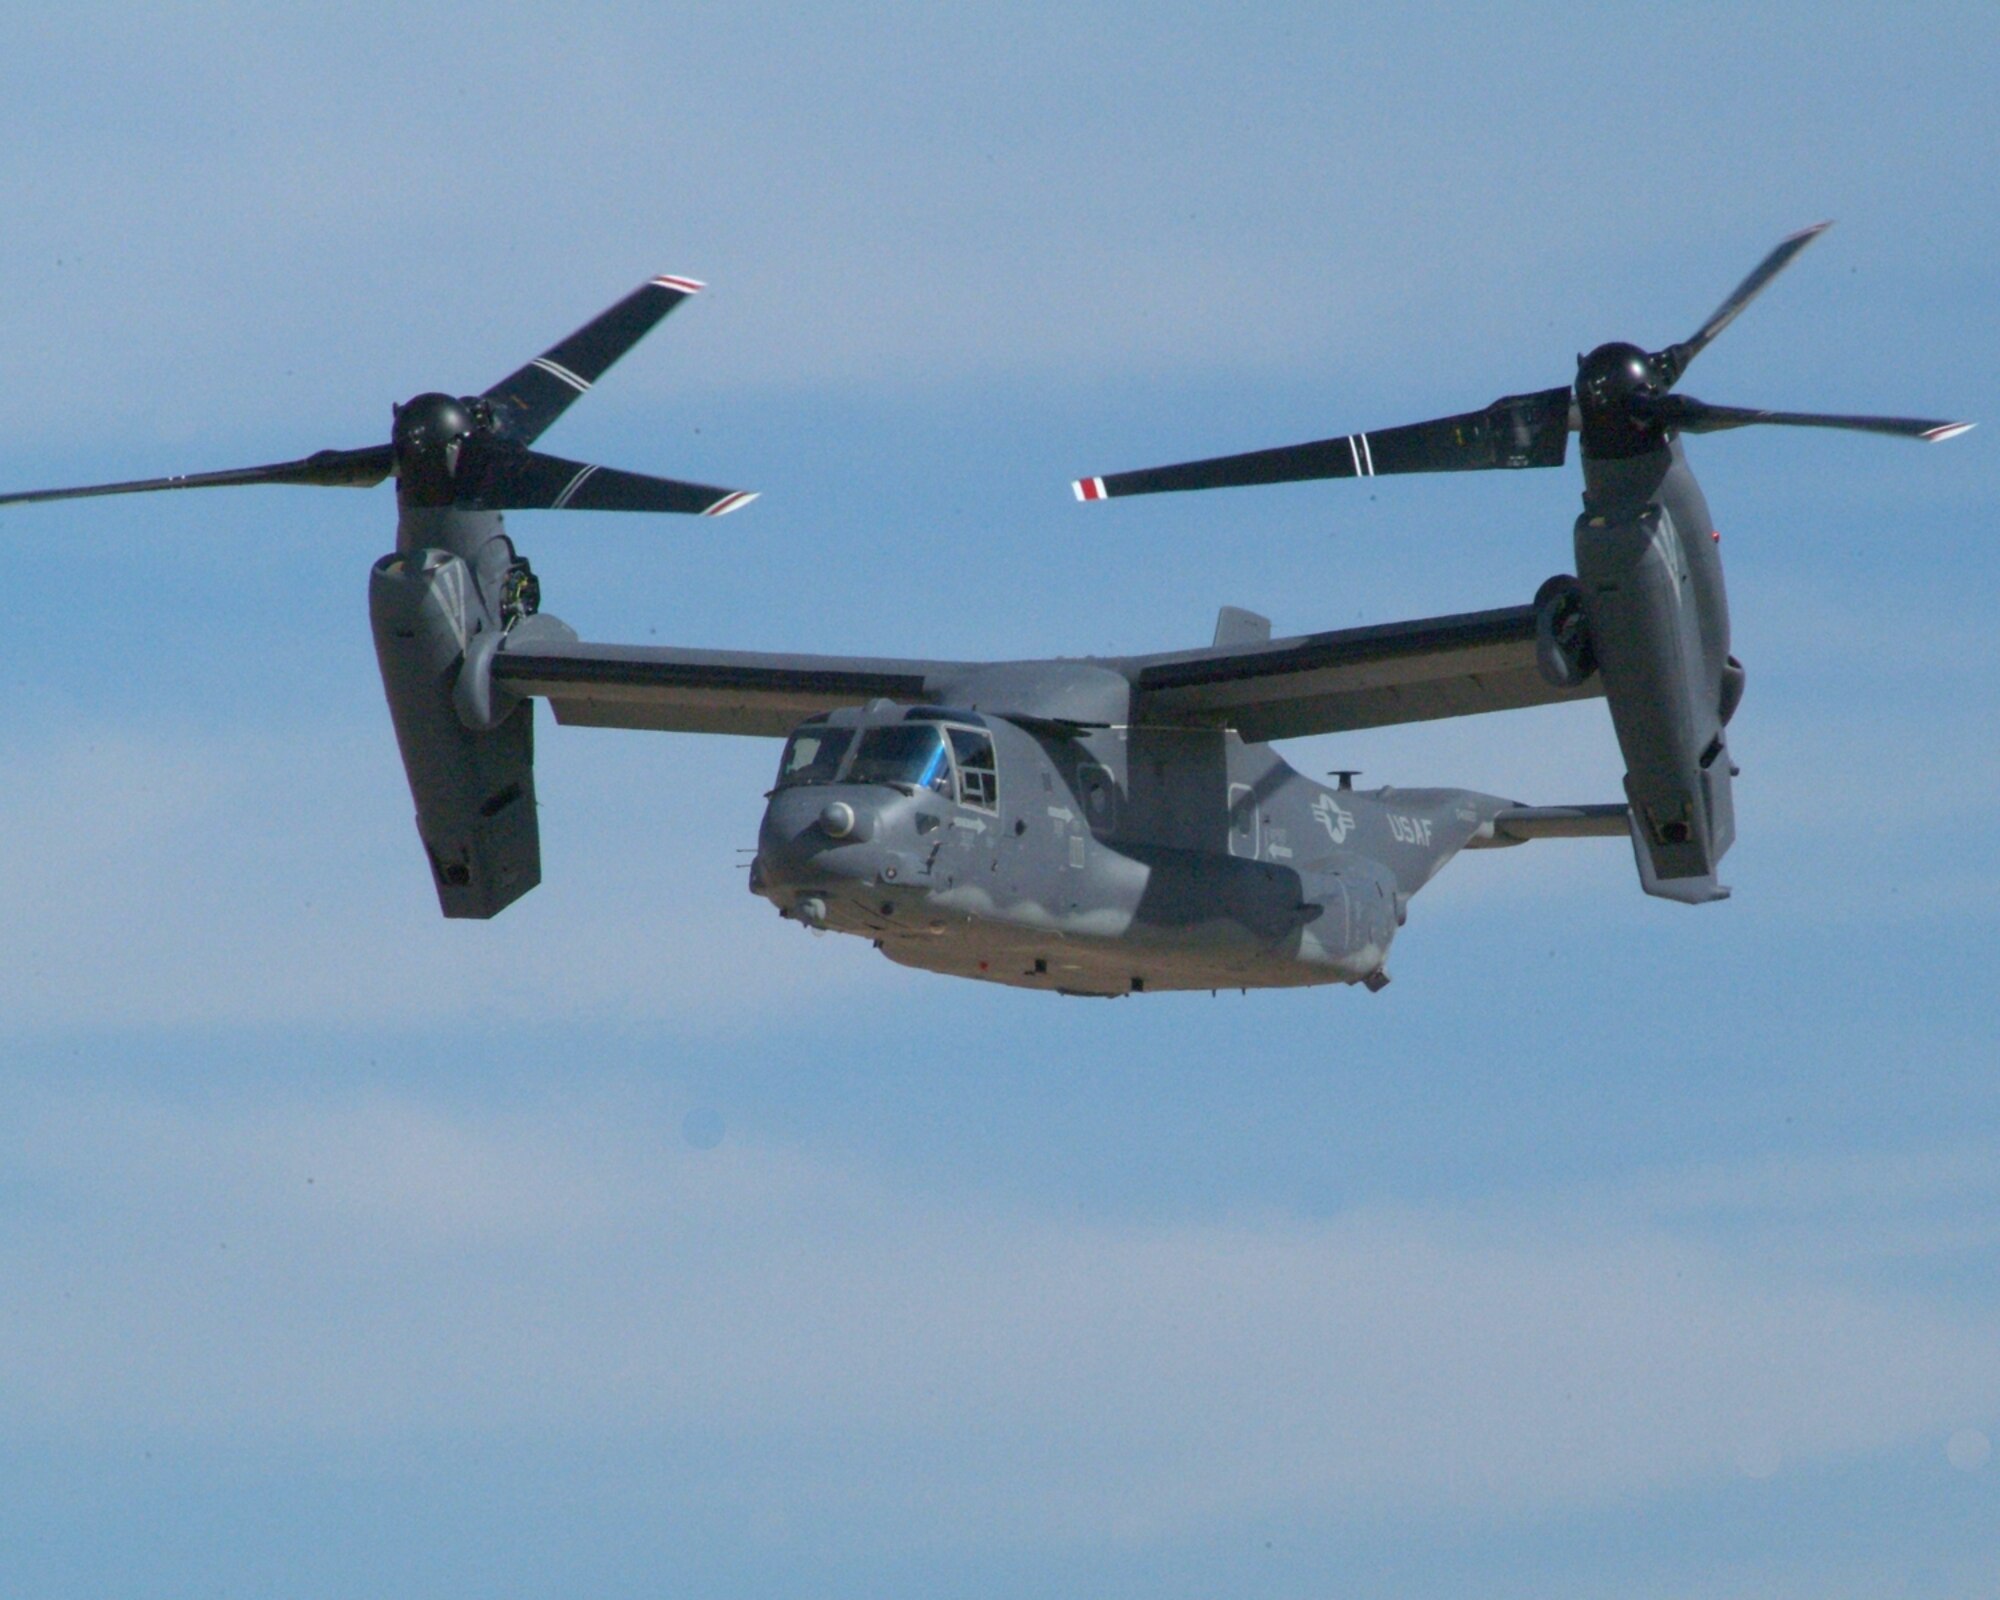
[1076,221,1969,907]
[2,230,1967,996]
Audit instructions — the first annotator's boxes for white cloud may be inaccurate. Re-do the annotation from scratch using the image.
[5,1084,1997,1543]
[0,716,900,1031]
[20,3,1977,451]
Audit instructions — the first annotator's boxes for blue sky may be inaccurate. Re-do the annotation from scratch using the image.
[3,4,1997,1596]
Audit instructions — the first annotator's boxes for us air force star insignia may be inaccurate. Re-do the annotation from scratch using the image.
[1313,793,1356,844]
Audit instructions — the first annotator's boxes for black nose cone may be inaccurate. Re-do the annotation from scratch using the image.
[393,393,475,501]
[1575,343,1665,458]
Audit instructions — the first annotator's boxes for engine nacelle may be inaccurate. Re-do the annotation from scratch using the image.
[369,548,540,918]
[1573,488,1733,898]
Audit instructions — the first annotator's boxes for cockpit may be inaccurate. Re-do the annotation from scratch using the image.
[773,725,854,786]
[848,724,956,793]
[774,708,998,810]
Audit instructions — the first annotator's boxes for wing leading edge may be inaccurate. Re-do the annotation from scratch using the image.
[1126,603,1602,741]
[491,601,1599,742]
[490,640,956,736]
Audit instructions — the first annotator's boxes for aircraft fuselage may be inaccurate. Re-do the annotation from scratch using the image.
[750,702,1509,996]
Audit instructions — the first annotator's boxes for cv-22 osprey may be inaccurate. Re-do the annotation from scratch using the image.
[2,229,1966,996]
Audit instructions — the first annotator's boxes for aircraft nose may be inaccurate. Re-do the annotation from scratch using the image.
[817,799,861,840]
[752,787,914,896]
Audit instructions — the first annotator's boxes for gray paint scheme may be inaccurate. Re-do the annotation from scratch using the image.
[16,245,1954,990]
[489,601,1602,742]
[745,702,1485,996]
[1573,439,1737,901]
[1052,226,1969,917]
[366,487,1624,994]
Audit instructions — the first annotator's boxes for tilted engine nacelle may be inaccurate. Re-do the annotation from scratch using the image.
[1572,480,1735,903]
[369,547,543,918]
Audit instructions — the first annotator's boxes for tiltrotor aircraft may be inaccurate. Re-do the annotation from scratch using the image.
[2,228,1967,996]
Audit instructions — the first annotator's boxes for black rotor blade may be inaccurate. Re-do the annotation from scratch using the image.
[1650,394,1973,442]
[1073,387,1572,501]
[464,448,756,516]
[480,273,706,446]
[1655,221,1832,384]
[0,444,393,508]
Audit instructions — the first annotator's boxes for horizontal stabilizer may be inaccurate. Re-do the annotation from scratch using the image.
[1481,803,1630,843]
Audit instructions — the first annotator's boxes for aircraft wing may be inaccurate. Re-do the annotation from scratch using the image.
[490,602,1597,742]
[1126,603,1601,741]
[489,638,962,737]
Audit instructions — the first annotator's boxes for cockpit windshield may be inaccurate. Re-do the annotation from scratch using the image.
[847,724,954,795]
[775,726,854,787]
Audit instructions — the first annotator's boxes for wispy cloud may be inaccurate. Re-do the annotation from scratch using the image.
[6,1082,1995,1543]
[0,717,897,1031]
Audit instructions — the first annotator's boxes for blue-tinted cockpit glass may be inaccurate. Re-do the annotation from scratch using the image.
[848,725,954,795]
[775,727,854,786]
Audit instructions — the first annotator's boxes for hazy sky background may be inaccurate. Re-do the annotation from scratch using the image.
[3,5,1997,1596]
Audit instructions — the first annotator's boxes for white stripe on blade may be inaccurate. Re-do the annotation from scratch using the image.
[532,357,591,393]
[552,464,599,509]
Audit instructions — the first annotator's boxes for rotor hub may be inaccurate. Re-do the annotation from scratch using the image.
[1574,342,1668,459]
[392,392,478,502]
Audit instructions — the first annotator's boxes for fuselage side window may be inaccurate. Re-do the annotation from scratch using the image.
[947,727,997,811]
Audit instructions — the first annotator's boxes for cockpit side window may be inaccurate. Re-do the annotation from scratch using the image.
[849,724,955,796]
[948,727,997,810]
[775,726,854,787]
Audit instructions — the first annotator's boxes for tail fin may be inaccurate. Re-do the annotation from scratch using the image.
[1629,809,1730,902]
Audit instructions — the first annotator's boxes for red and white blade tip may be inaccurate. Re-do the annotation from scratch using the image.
[651,273,706,294]
[702,490,757,516]
[1073,476,1108,502]
[1924,421,1975,442]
